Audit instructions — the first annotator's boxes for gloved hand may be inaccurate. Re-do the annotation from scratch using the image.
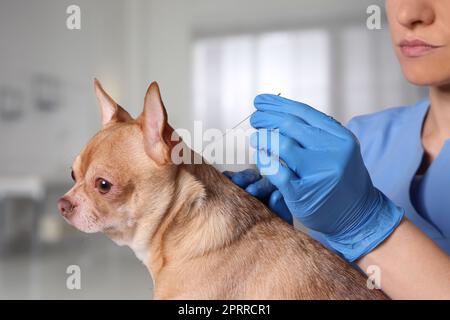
[249,94,405,262]
[223,169,293,225]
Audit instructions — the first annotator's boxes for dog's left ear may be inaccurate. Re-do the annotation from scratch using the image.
[94,79,132,126]
[139,82,175,165]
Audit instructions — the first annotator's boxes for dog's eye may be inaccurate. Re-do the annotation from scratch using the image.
[71,170,76,182]
[95,178,112,194]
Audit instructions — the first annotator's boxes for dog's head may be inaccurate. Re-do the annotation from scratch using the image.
[58,80,179,243]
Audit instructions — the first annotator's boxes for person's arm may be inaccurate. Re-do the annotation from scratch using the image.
[357,218,450,300]
[234,94,449,299]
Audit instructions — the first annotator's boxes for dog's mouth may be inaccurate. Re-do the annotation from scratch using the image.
[62,209,75,220]
[61,211,77,228]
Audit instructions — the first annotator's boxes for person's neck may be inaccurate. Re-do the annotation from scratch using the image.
[426,85,450,139]
[418,85,450,171]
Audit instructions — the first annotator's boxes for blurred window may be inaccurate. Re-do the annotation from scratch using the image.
[193,30,329,131]
[192,26,422,129]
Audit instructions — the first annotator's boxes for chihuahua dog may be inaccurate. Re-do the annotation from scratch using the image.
[58,80,387,299]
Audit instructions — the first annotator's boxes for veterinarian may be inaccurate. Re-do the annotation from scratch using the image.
[225,0,450,299]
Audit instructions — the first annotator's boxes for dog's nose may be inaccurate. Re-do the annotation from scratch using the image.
[58,197,76,218]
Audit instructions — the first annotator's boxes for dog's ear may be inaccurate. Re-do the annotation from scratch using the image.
[94,79,132,126]
[139,81,175,165]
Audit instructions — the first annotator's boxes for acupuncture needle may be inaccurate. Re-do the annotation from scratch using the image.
[201,93,281,154]
[226,92,281,133]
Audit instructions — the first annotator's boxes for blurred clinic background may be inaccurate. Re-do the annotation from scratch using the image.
[0,0,426,299]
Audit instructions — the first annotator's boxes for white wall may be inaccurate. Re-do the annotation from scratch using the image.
[0,0,425,183]
[0,0,128,183]
[135,0,423,130]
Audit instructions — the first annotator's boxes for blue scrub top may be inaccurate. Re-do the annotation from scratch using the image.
[311,98,450,255]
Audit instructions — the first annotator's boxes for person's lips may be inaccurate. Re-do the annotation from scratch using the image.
[399,39,444,58]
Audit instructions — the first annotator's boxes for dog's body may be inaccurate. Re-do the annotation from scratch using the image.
[58,80,387,299]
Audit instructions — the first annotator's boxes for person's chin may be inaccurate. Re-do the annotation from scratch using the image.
[400,61,450,87]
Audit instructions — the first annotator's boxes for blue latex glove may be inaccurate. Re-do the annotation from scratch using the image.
[248,94,405,262]
[223,169,293,225]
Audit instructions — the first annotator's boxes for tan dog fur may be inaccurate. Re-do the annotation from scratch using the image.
[58,80,387,300]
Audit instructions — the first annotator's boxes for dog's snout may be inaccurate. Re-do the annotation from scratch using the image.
[58,196,76,217]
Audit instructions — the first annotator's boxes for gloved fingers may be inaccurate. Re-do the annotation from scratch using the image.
[250,110,343,150]
[251,130,313,177]
[222,171,234,179]
[268,190,293,225]
[223,169,261,189]
[245,176,276,199]
[253,94,348,139]
[254,150,299,200]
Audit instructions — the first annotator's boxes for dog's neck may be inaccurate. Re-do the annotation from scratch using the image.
[136,152,273,286]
